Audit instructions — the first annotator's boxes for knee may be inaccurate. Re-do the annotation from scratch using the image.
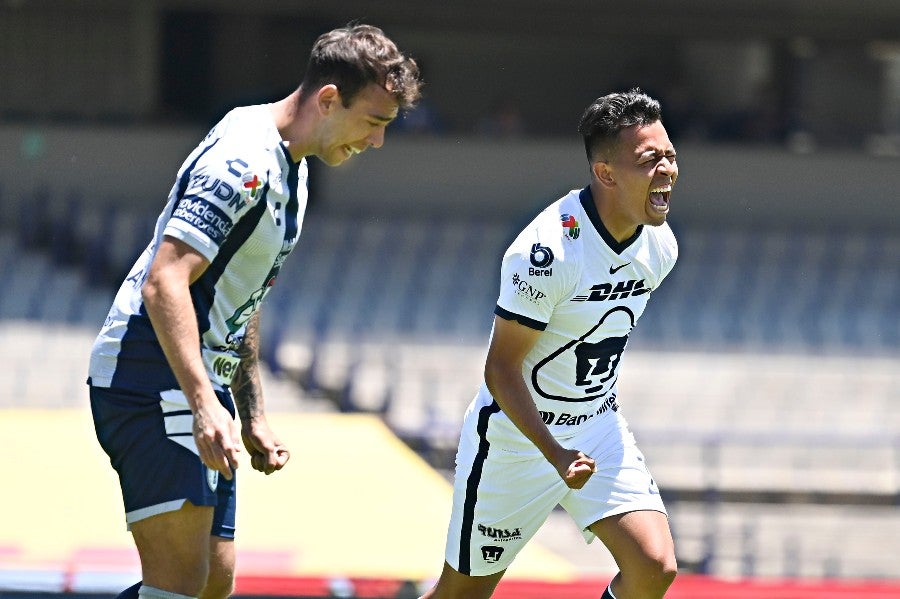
[658,553,678,588]
[199,575,234,599]
[643,551,678,597]
[620,551,677,599]
[200,567,235,599]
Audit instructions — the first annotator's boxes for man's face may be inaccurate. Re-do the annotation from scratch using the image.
[317,83,400,166]
[605,120,678,229]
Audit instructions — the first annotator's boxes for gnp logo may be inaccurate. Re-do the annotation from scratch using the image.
[573,280,650,302]
[511,273,546,304]
[529,243,554,276]
[481,545,504,564]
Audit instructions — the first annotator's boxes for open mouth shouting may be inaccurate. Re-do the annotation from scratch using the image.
[649,183,672,215]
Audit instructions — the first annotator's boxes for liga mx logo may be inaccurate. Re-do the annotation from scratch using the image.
[241,171,262,201]
[561,214,580,240]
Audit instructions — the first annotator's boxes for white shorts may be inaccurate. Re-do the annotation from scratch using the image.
[444,400,666,576]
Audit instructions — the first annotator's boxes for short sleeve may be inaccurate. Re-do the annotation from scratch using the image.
[164,148,267,262]
[494,230,572,330]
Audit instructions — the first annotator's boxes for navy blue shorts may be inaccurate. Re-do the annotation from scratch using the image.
[89,384,237,539]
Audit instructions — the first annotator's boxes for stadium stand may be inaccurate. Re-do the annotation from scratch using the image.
[1,183,898,585]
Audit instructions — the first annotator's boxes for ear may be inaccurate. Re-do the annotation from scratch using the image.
[316,84,341,115]
[592,161,616,188]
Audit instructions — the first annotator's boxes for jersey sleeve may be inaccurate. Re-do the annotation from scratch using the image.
[494,226,573,331]
[651,225,679,287]
[164,144,267,263]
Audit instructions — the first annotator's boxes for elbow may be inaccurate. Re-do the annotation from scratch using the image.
[140,270,166,311]
[140,276,158,306]
[483,358,510,398]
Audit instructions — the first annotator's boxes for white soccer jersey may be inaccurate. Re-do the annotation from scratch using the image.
[478,186,677,440]
[89,104,308,392]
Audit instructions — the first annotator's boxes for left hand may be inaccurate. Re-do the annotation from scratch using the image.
[241,419,290,475]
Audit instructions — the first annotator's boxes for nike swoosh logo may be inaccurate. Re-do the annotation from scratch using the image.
[609,262,631,274]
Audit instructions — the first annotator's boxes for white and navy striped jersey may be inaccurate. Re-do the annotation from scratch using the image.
[89,104,308,392]
[480,186,677,439]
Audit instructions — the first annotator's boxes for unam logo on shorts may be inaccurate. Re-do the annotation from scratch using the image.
[481,545,504,563]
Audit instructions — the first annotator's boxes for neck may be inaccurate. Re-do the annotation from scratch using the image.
[589,181,638,243]
[270,88,316,162]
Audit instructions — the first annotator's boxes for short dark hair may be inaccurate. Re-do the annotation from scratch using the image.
[300,23,422,110]
[578,88,662,162]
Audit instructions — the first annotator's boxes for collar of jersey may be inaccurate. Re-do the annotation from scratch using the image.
[578,186,642,255]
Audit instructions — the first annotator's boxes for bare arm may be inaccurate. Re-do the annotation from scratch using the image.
[485,315,596,489]
[142,236,241,480]
[233,311,264,421]
[232,309,290,474]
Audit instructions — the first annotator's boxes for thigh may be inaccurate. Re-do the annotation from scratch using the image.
[131,501,215,596]
[90,386,235,528]
[420,561,505,599]
[201,536,236,599]
[588,510,675,574]
[444,408,566,577]
[559,415,666,542]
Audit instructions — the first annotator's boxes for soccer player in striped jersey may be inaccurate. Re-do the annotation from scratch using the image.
[88,24,421,599]
[421,89,679,599]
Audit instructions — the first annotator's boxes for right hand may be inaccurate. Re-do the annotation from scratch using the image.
[553,448,596,490]
[193,400,241,480]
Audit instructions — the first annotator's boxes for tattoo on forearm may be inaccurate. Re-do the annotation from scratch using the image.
[233,313,263,421]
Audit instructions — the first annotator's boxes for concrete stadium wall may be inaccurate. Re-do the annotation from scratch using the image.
[1,124,898,230]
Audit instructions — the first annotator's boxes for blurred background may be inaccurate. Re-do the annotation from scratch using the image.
[0,1,898,598]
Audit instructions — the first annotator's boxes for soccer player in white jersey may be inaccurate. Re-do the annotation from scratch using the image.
[87,24,421,599]
[421,89,679,599]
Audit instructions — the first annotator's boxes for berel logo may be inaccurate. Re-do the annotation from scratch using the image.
[528,243,554,276]
[529,243,554,267]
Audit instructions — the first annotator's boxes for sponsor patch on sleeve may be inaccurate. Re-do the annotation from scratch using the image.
[171,197,234,245]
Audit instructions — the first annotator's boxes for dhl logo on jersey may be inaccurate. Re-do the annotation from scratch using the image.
[572,279,651,302]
